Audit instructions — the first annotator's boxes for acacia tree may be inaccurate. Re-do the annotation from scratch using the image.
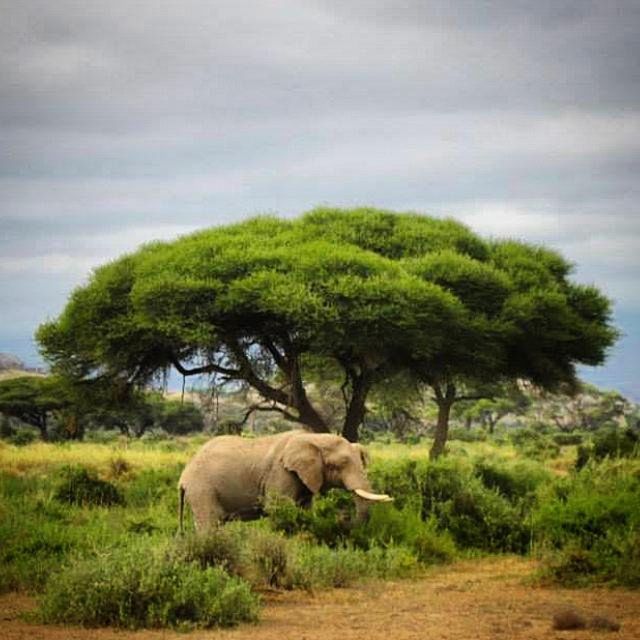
[462,384,531,434]
[406,242,617,458]
[37,207,617,444]
[0,376,69,440]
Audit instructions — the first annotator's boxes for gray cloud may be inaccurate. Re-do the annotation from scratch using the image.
[1,1,638,394]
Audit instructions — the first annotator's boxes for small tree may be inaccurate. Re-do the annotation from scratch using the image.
[464,385,531,434]
[0,376,69,440]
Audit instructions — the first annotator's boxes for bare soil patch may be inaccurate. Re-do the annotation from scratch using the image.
[1,557,638,640]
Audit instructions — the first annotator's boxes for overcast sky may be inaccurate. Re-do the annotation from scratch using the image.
[1,1,639,398]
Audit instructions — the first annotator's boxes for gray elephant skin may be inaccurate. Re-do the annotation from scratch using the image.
[178,430,392,531]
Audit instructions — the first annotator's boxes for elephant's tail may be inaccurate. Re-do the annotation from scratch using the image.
[178,485,186,536]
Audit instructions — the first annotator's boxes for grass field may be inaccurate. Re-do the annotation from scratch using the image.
[0,430,638,631]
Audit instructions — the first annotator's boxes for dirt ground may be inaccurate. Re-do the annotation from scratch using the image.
[1,557,638,640]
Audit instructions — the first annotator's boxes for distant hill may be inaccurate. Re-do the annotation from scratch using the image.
[0,352,46,379]
[0,353,25,371]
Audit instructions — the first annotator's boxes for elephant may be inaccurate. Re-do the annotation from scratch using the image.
[178,430,392,532]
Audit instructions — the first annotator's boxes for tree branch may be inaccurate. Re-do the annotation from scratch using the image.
[240,400,299,426]
[169,355,240,378]
[261,337,289,372]
[224,338,292,406]
[454,394,494,403]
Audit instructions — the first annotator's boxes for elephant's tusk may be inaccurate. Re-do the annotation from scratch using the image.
[353,488,394,502]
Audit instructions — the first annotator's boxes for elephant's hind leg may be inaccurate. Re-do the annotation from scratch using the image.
[186,486,225,532]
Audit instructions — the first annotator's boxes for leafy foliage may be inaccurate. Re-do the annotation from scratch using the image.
[53,466,123,507]
[37,207,617,443]
[534,461,640,586]
[37,540,259,629]
[575,428,639,469]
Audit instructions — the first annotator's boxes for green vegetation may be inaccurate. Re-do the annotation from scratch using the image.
[53,465,123,507]
[36,207,616,453]
[534,460,640,586]
[38,539,259,629]
[0,210,633,628]
[1,426,637,631]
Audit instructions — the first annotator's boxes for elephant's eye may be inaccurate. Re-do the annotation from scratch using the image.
[327,456,348,469]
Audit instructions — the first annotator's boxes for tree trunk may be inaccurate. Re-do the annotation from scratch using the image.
[38,414,48,441]
[341,372,373,443]
[297,397,329,433]
[287,350,329,433]
[429,382,455,460]
[429,400,452,459]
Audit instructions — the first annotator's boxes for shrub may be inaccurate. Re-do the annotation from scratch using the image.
[53,466,123,507]
[247,529,290,588]
[420,459,531,553]
[534,461,640,586]
[552,432,584,446]
[576,428,639,469]
[0,515,78,593]
[37,540,260,629]
[448,427,487,442]
[368,456,532,553]
[511,428,560,459]
[367,458,423,511]
[266,490,357,547]
[8,429,38,446]
[412,519,457,564]
[174,527,245,576]
[474,459,551,502]
[124,466,182,508]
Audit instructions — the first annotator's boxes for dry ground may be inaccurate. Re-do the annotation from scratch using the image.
[1,557,638,640]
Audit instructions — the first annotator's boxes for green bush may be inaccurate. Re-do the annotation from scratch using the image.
[534,461,640,586]
[288,542,418,590]
[266,490,357,547]
[8,428,38,446]
[448,427,487,442]
[552,432,584,446]
[124,466,181,508]
[474,459,551,501]
[511,428,560,459]
[368,456,533,553]
[576,428,639,469]
[0,515,78,593]
[368,458,423,511]
[174,527,245,576]
[38,540,260,629]
[247,529,290,588]
[53,466,123,507]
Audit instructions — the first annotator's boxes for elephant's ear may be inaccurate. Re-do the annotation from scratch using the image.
[283,440,323,494]
[351,443,369,468]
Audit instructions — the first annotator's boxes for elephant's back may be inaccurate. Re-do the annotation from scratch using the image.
[179,433,282,486]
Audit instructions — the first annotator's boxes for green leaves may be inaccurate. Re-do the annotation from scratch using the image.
[36,207,618,438]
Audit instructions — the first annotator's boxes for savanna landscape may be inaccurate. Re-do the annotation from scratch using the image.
[1,209,639,638]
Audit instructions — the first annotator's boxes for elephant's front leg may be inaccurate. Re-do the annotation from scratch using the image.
[264,468,312,507]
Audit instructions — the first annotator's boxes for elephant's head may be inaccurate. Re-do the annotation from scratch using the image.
[282,432,392,516]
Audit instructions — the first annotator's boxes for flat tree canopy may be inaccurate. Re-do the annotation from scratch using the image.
[37,207,617,443]
[0,375,68,440]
